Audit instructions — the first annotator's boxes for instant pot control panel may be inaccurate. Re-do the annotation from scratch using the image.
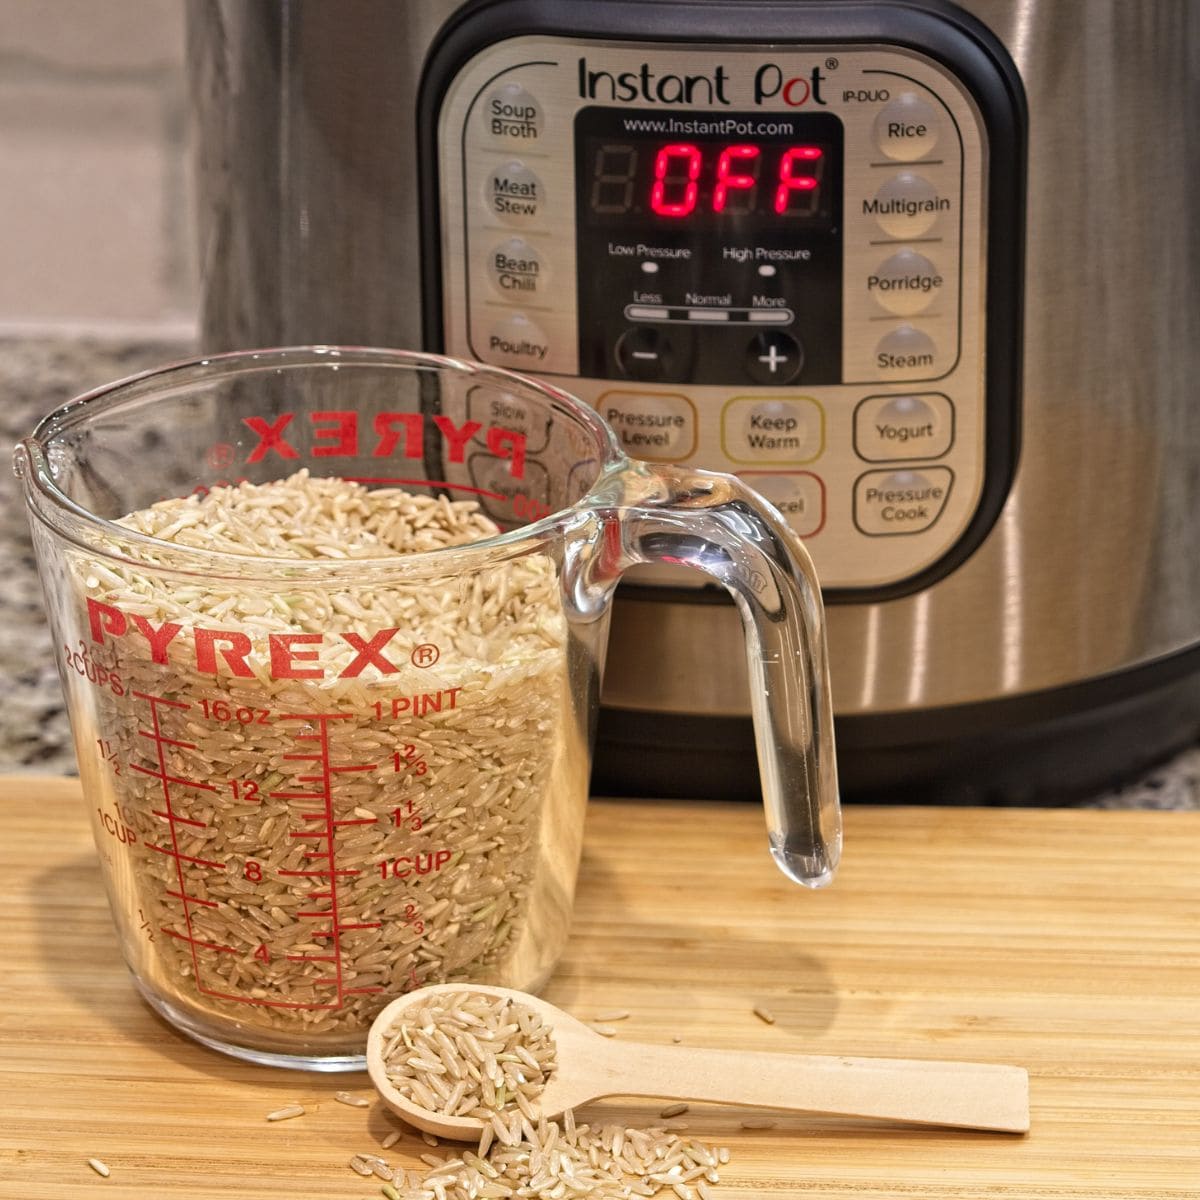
[420,1,1025,597]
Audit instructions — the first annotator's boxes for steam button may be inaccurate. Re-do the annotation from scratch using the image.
[483,83,543,141]
[487,161,544,224]
[873,93,939,161]
[874,325,939,377]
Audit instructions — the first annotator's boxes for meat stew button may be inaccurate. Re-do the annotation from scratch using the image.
[854,467,954,535]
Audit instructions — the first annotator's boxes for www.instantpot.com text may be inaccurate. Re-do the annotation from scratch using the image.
[620,115,800,137]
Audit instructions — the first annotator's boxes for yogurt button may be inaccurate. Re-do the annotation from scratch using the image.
[484,83,543,141]
[873,93,940,161]
[488,238,547,297]
[486,161,544,224]
[874,325,939,376]
[854,393,954,461]
[868,249,943,316]
[869,173,946,238]
[487,312,550,367]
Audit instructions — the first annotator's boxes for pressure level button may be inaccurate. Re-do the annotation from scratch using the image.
[487,161,543,224]
[873,93,939,161]
[483,83,543,141]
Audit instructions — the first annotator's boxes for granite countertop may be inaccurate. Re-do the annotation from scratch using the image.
[3,333,1198,809]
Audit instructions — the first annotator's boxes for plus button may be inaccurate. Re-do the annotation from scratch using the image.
[745,331,803,385]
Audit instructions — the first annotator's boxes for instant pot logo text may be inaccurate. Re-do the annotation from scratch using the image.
[578,57,827,107]
[241,410,527,477]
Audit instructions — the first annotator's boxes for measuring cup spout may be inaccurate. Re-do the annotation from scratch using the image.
[590,463,841,888]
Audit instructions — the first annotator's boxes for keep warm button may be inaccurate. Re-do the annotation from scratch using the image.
[854,467,953,535]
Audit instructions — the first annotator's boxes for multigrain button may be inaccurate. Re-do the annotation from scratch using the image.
[868,173,947,238]
[486,161,543,224]
[875,325,939,376]
[867,249,943,316]
[722,396,824,464]
[488,238,546,297]
[873,93,940,161]
[483,83,543,140]
[854,393,954,462]
[740,471,825,537]
[854,467,954,535]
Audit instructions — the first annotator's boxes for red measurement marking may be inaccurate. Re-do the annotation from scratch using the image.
[130,763,218,791]
[277,867,361,878]
[136,730,196,751]
[152,810,206,829]
[132,690,190,709]
[329,763,375,774]
[165,889,219,909]
[147,844,225,870]
[160,928,236,954]
[337,922,382,931]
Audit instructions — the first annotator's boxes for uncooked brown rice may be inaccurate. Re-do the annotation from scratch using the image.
[380,990,556,1123]
[75,472,572,1051]
[354,1110,730,1200]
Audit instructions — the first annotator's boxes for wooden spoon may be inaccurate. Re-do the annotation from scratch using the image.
[366,984,1029,1139]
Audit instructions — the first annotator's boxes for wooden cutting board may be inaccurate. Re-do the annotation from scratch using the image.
[1,776,1197,1198]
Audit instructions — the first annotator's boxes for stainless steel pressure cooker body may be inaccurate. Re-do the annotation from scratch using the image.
[187,0,1200,801]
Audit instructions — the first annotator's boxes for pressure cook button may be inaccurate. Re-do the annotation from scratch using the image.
[869,172,946,238]
[868,249,943,316]
[486,312,549,367]
[744,330,804,384]
[873,93,940,161]
[854,393,954,462]
[853,467,954,535]
[487,161,543,224]
[483,83,543,141]
[615,327,683,381]
[739,471,825,538]
[874,325,939,376]
[488,238,546,297]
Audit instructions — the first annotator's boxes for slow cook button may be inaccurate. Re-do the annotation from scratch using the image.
[721,395,824,464]
[486,313,549,366]
[486,161,544,224]
[483,82,543,141]
[872,93,940,161]
[597,390,697,460]
[488,237,547,297]
[853,467,954,535]
[854,393,954,461]
[739,471,825,538]
[868,249,943,316]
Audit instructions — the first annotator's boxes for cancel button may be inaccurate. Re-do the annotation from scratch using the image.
[854,467,953,535]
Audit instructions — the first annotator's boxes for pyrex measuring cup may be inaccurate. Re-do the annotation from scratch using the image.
[15,347,840,1069]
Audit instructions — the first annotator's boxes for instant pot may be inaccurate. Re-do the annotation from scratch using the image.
[186,0,1200,801]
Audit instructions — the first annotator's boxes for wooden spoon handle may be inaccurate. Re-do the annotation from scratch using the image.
[582,1043,1029,1133]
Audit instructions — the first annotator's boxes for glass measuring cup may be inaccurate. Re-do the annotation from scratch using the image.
[15,347,840,1070]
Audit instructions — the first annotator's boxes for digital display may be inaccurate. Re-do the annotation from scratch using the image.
[583,134,835,227]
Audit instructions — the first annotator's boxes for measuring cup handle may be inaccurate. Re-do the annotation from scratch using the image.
[587,462,841,887]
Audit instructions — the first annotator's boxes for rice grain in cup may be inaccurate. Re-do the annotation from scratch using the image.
[73,472,578,1056]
